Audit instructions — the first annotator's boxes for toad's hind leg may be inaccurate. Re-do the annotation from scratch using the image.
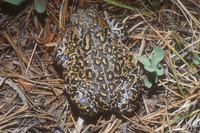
[115,75,140,114]
[65,83,99,116]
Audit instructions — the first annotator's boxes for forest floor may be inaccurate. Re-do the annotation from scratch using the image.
[0,0,199,132]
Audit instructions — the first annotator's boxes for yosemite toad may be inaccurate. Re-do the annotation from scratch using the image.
[55,7,140,116]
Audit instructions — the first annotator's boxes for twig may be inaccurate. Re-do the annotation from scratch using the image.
[0,76,28,105]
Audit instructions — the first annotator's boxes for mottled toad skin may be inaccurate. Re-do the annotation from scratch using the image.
[55,7,140,116]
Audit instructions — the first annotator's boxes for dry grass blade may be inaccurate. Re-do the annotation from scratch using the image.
[122,115,155,132]
[176,0,200,29]
[143,91,200,120]
[2,32,40,75]
[0,105,28,126]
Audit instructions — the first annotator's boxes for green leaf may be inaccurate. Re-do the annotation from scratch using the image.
[193,58,200,65]
[151,55,159,67]
[152,46,164,67]
[154,46,164,57]
[144,76,152,88]
[138,56,151,66]
[4,0,25,6]
[144,65,157,72]
[156,65,164,76]
[34,0,46,13]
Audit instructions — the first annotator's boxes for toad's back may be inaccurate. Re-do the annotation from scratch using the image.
[55,7,140,116]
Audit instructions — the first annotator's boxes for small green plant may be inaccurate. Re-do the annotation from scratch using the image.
[138,46,164,88]
[4,0,46,13]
